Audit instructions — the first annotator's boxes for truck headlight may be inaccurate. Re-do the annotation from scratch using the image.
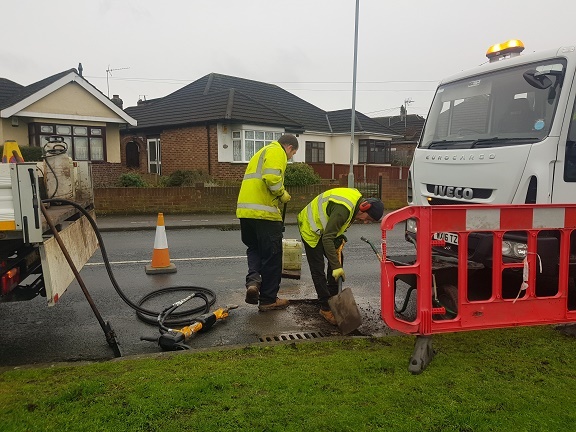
[502,240,527,258]
[406,218,417,234]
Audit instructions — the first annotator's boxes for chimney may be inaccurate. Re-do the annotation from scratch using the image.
[111,94,123,109]
[78,63,83,77]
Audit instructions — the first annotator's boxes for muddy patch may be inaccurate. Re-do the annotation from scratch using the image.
[288,299,394,337]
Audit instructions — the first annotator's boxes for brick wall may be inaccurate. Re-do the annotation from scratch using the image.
[160,126,210,175]
[381,178,408,209]
[94,175,408,215]
[91,163,131,188]
[94,184,338,215]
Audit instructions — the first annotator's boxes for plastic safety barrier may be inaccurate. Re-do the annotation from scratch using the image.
[381,204,576,335]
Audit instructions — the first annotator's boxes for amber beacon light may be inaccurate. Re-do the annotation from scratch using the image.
[486,39,525,62]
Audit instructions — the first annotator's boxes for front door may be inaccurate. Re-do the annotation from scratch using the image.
[147,138,161,175]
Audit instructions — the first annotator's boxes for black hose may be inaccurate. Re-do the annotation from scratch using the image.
[43,198,216,326]
[395,285,416,314]
[42,138,69,199]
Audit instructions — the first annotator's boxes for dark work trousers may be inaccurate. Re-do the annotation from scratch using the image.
[240,218,283,305]
[302,238,344,310]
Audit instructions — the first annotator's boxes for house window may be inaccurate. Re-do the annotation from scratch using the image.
[232,129,283,162]
[305,141,325,163]
[359,139,390,164]
[147,138,161,174]
[30,123,106,161]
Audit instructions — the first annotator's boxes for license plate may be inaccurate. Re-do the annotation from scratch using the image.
[433,232,459,245]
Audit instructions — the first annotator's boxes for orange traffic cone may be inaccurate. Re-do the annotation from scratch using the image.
[145,213,177,274]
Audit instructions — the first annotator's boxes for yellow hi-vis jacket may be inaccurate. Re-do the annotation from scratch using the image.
[236,141,287,221]
[297,188,362,247]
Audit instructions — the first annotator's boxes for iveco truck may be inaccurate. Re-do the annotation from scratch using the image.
[406,40,576,288]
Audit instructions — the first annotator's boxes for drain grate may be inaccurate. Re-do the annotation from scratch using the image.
[259,331,326,343]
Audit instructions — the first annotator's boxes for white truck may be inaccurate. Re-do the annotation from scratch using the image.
[0,149,98,307]
[406,40,576,297]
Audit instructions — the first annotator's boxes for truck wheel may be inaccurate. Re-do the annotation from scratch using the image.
[433,284,458,320]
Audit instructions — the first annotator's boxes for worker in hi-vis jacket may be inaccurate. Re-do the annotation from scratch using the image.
[236,134,298,312]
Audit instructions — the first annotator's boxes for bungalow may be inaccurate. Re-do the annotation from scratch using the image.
[121,73,400,181]
[0,67,136,186]
[372,112,426,166]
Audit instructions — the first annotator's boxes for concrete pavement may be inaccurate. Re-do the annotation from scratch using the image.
[95,212,299,232]
[95,211,392,232]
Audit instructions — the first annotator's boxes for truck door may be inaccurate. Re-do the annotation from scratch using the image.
[553,94,576,201]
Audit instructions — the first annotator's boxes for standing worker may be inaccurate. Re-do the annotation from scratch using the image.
[297,188,384,324]
[237,134,299,311]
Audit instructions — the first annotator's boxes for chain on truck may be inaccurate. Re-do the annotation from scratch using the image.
[405,39,576,298]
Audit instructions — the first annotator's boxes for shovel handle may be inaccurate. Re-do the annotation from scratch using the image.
[282,203,287,232]
[337,276,343,294]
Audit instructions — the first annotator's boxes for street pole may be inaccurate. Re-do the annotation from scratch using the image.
[348,0,360,188]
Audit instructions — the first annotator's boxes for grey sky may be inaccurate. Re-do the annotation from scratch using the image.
[3,0,575,118]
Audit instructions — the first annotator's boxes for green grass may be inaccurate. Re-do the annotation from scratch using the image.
[1,326,576,431]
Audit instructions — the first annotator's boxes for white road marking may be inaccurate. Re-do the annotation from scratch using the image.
[86,255,246,266]
[85,254,307,266]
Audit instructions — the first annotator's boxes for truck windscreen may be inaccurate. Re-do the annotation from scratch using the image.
[420,59,566,149]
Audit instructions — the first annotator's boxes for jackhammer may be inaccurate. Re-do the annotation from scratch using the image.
[141,294,238,351]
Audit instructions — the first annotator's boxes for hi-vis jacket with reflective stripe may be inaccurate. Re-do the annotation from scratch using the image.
[236,141,287,221]
[297,188,362,247]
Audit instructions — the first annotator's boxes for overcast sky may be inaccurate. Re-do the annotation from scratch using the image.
[2,0,575,118]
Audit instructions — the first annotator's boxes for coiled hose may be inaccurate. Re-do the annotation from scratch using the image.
[43,198,216,326]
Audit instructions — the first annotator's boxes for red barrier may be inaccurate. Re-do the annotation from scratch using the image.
[381,205,576,335]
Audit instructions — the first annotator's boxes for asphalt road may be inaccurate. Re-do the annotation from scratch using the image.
[0,221,415,368]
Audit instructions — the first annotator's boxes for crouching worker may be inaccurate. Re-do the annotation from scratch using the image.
[297,188,384,325]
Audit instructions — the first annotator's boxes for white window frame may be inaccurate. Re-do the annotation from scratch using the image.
[232,129,283,162]
[147,138,162,174]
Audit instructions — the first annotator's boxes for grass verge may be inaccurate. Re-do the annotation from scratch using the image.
[1,326,576,431]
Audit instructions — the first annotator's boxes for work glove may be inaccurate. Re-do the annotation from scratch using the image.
[279,190,291,203]
[332,268,345,282]
[334,235,347,249]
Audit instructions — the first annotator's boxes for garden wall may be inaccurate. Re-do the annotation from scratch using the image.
[93,170,409,215]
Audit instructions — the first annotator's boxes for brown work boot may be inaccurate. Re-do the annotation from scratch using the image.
[245,285,259,305]
[320,309,337,325]
[258,297,289,311]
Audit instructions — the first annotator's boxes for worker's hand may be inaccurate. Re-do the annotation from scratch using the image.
[279,190,291,203]
[334,235,347,248]
[332,268,345,281]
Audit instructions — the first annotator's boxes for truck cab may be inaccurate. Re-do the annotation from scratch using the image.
[407,40,576,281]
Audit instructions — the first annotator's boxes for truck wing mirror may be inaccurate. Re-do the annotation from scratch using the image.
[523,69,553,89]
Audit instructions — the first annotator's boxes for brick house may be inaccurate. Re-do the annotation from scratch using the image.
[0,67,136,186]
[372,112,426,165]
[121,73,400,181]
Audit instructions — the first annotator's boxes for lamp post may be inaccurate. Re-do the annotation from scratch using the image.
[348,0,360,188]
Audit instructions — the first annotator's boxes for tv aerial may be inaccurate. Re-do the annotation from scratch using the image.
[106,65,130,98]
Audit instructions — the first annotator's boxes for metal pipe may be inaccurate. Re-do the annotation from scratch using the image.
[348,0,360,188]
[40,203,120,356]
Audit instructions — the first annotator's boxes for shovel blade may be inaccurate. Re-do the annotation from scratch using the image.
[328,287,362,335]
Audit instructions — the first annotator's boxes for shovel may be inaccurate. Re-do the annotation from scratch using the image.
[327,242,362,335]
[328,277,362,335]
